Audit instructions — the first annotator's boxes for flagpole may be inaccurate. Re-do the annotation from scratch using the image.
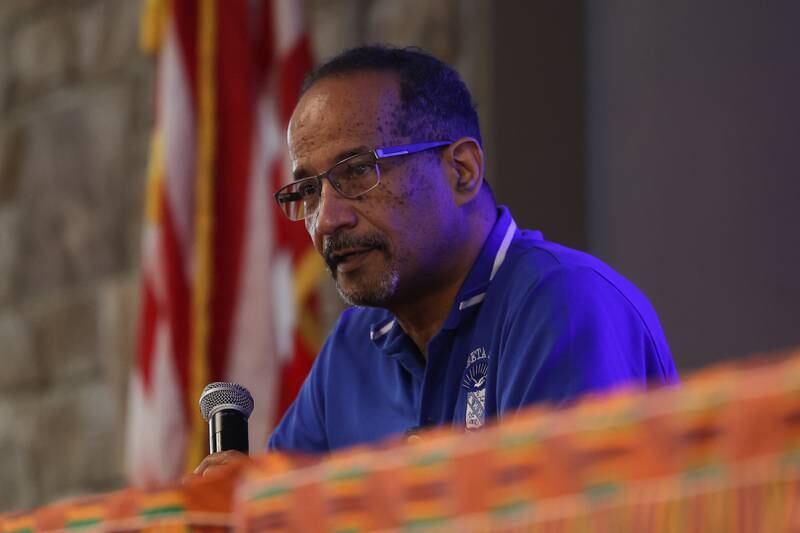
[187,0,217,473]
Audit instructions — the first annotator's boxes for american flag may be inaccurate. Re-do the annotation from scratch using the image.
[126,0,321,486]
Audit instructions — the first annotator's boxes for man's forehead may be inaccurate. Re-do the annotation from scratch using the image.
[304,69,401,105]
[288,72,404,162]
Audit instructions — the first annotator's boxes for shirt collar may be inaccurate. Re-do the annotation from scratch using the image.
[441,205,518,329]
[369,205,520,348]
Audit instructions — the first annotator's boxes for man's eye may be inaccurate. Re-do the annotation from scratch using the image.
[348,163,373,177]
[298,181,319,197]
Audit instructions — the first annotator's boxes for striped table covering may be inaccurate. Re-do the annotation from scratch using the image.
[5,348,800,532]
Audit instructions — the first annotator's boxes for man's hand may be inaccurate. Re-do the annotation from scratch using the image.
[186,450,249,482]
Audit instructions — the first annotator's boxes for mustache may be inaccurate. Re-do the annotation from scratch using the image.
[322,232,388,271]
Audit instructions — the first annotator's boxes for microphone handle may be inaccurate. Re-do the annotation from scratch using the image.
[208,410,249,454]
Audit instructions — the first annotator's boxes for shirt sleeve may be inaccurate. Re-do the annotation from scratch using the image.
[496,265,678,412]
[267,340,331,453]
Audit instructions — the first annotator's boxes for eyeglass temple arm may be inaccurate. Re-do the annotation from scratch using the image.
[374,141,451,159]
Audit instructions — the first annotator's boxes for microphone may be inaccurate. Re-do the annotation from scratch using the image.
[198,382,254,454]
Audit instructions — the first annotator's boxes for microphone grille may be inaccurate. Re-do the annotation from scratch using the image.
[198,382,254,421]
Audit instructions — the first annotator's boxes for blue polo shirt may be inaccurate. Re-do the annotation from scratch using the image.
[269,206,678,453]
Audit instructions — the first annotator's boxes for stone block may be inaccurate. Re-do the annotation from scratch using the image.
[34,381,123,504]
[0,395,41,512]
[366,0,457,62]
[127,69,155,139]
[97,275,138,379]
[74,380,125,491]
[8,12,76,99]
[30,287,100,385]
[14,85,138,298]
[0,434,38,511]
[0,0,53,24]
[0,311,38,390]
[74,0,140,78]
[0,208,20,306]
[97,274,139,421]
[308,0,363,61]
[118,82,150,265]
[0,124,25,204]
[0,52,10,113]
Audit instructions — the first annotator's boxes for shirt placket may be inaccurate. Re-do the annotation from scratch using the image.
[416,331,457,428]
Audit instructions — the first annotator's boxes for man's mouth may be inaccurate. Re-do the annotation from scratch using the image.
[323,233,387,275]
[330,247,375,273]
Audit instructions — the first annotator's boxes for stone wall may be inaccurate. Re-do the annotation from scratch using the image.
[0,0,149,511]
[0,0,490,512]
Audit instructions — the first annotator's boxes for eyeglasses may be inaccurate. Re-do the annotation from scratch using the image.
[274,141,452,221]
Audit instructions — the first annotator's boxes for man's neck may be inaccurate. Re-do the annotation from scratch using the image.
[391,279,466,358]
[391,208,497,359]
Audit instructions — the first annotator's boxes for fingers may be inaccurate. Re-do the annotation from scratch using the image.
[192,450,247,478]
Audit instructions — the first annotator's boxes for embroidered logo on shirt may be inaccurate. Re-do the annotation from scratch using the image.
[462,347,489,430]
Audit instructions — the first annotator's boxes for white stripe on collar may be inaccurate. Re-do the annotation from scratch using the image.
[458,292,486,310]
[490,219,517,281]
[457,217,518,311]
[370,217,517,336]
[370,319,396,340]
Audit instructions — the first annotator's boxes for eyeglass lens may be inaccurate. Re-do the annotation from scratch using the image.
[276,153,380,220]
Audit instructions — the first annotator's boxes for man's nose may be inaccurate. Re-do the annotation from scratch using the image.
[310,180,357,236]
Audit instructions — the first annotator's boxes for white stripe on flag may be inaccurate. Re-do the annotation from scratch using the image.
[125,321,187,486]
[161,20,196,265]
[225,90,281,450]
[274,0,305,56]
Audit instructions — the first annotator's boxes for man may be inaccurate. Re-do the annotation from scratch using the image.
[196,45,677,471]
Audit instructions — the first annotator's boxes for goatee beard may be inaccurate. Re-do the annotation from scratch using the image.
[335,266,400,307]
[322,231,399,307]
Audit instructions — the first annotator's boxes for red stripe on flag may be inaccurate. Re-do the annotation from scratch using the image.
[277,37,313,126]
[277,330,316,417]
[172,0,199,110]
[136,279,158,391]
[252,0,275,86]
[269,30,314,260]
[159,198,192,418]
[207,0,254,382]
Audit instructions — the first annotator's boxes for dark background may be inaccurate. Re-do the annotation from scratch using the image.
[491,0,800,370]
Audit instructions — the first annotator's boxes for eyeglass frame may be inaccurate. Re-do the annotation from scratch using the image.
[273,140,452,221]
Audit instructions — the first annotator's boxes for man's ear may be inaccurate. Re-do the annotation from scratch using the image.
[444,137,485,206]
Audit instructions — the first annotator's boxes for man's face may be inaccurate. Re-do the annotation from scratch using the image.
[287,71,457,307]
